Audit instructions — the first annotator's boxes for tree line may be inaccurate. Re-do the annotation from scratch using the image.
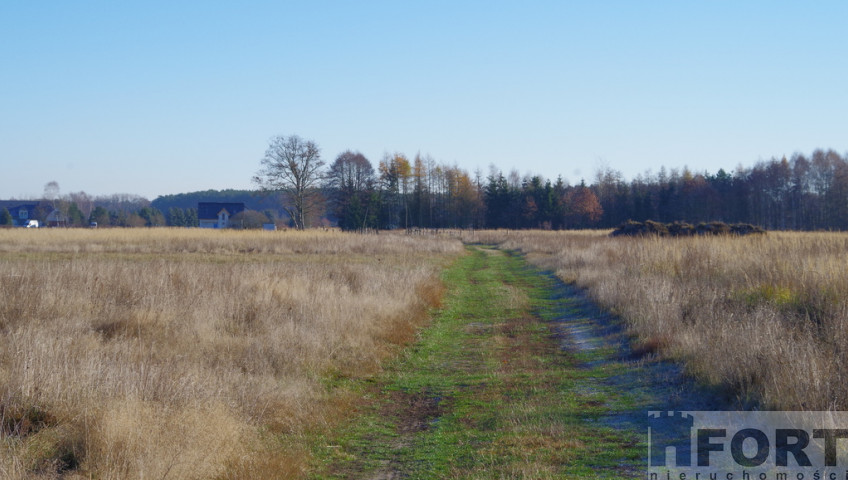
[591,148,848,230]
[0,191,170,228]
[254,135,605,231]
[324,152,606,230]
[5,138,847,231]
[257,135,848,231]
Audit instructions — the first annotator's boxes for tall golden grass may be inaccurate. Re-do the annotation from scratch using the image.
[476,230,848,410]
[0,229,461,479]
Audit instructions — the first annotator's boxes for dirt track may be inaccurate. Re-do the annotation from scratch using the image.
[316,245,737,479]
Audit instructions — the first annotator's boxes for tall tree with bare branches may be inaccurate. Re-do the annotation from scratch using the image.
[253,135,325,229]
[326,150,375,231]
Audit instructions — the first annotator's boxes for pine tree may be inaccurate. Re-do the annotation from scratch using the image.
[0,208,12,226]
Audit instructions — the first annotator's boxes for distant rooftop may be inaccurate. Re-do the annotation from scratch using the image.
[197,202,245,220]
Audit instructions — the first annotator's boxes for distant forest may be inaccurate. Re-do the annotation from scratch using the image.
[3,148,847,231]
[589,148,848,230]
[320,148,848,231]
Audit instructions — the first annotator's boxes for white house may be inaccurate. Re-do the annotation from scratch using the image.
[197,202,245,229]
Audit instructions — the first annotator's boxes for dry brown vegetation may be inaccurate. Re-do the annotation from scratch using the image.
[0,228,462,479]
[475,230,848,411]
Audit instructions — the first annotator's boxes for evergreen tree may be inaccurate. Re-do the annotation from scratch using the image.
[67,202,85,226]
[138,206,165,226]
[90,206,110,226]
[185,208,198,227]
[0,208,12,226]
[167,207,186,227]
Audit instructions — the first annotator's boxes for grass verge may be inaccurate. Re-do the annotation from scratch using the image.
[475,230,848,410]
[0,229,462,479]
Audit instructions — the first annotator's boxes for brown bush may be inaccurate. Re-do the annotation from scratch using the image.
[611,220,765,237]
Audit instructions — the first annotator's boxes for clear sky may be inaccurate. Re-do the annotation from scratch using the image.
[2,1,846,199]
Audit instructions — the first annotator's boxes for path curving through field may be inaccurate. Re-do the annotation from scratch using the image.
[312,245,733,479]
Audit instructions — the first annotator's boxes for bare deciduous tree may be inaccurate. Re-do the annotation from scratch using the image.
[327,150,373,195]
[326,151,375,231]
[43,181,60,205]
[68,191,93,221]
[253,135,325,230]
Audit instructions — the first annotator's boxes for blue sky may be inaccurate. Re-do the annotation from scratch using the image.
[2,1,846,199]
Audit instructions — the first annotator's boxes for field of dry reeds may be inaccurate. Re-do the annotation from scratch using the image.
[0,229,462,479]
[476,230,848,411]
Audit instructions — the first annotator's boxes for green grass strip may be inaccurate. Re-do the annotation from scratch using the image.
[309,245,646,479]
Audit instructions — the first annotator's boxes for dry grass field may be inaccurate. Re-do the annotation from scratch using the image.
[477,230,848,411]
[0,229,462,479]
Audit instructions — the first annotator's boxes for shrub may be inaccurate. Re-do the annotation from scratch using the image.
[229,210,271,229]
[667,222,695,236]
[611,220,766,237]
[730,223,766,236]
